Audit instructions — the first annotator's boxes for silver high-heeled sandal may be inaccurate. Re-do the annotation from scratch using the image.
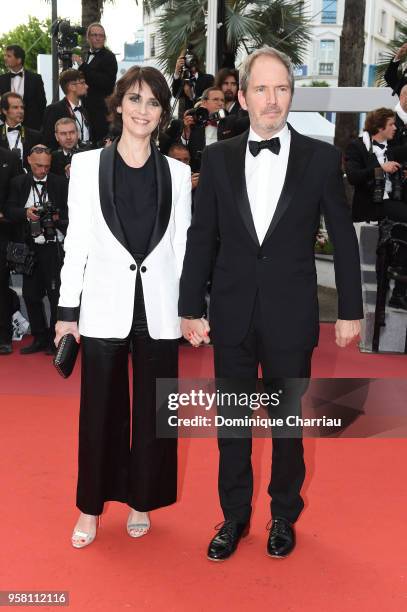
[127,511,150,538]
[71,515,100,548]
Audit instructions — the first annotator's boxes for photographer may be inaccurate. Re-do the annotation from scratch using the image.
[4,145,68,353]
[0,45,46,131]
[172,48,214,115]
[345,107,407,310]
[42,69,91,150]
[0,92,41,170]
[187,87,225,172]
[51,117,88,178]
[72,23,117,144]
[0,148,23,355]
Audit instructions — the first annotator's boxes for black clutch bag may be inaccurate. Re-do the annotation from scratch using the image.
[53,334,80,378]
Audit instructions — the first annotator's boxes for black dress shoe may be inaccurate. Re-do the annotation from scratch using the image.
[20,337,49,354]
[0,343,12,355]
[266,518,295,558]
[207,520,249,561]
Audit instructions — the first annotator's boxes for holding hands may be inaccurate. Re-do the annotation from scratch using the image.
[181,317,210,347]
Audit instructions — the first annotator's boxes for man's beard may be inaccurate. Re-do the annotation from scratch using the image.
[224,91,235,102]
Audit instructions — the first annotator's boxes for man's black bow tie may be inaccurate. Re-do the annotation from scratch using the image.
[73,106,82,113]
[10,72,23,78]
[8,125,21,132]
[372,140,386,149]
[34,181,46,186]
[249,137,281,157]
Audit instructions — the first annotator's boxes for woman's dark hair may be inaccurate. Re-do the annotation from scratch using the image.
[107,66,171,138]
[364,108,395,136]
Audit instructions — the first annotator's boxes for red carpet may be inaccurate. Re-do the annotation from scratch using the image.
[1,324,407,611]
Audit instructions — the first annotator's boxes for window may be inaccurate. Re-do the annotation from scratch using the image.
[319,63,334,75]
[321,0,337,24]
[379,10,387,36]
[320,40,335,51]
[150,33,156,58]
[395,21,403,40]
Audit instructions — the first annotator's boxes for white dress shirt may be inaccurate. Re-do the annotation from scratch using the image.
[204,124,218,147]
[68,99,89,143]
[372,139,392,199]
[245,123,291,244]
[6,124,24,162]
[10,69,24,97]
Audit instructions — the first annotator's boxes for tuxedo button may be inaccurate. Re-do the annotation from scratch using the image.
[130,264,136,271]
[140,266,147,273]
[257,254,268,260]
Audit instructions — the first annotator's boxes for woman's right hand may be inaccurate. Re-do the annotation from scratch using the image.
[54,321,80,348]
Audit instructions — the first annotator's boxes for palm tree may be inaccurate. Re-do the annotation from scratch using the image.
[81,0,141,27]
[375,21,407,86]
[144,0,311,74]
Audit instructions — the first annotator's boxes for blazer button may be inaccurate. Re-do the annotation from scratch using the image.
[130,264,136,271]
[140,266,147,273]
[257,254,268,260]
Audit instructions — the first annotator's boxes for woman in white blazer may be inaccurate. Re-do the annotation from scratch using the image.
[55,66,192,548]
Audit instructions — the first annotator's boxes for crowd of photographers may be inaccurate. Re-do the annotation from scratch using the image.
[1,27,407,356]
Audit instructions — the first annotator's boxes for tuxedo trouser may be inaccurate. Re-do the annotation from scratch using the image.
[0,241,13,343]
[76,272,178,515]
[22,242,63,340]
[213,297,313,525]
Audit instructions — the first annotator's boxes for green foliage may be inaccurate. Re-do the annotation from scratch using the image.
[302,80,330,87]
[146,0,311,76]
[0,16,52,73]
[375,20,407,85]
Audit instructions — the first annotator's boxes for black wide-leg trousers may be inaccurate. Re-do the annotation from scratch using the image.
[213,297,313,525]
[77,331,178,516]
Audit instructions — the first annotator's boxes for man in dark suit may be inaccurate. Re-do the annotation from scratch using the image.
[72,23,117,144]
[42,69,91,150]
[0,148,23,354]
[345,107,407,310]
[187,87,226,172]
[0,92,41,170]
[172,52,214,116]
[0,45,46,131]
[4,145,68,354]
[179,46,363,561]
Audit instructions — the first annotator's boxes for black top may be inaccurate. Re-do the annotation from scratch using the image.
[114,151,157,257]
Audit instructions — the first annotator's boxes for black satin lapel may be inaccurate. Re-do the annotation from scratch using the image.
[225,130,259,246]
[99,139,129,251]
[146,141,172,256]
[263,127,314,243]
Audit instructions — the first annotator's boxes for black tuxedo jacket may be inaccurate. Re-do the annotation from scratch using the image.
[187,124,230,172]
[344,137,407,222]
[0,70,46,130]
[0,125,41,171]
[179,126,363,349]
[42,97,92,150]
[4,172,68,241]
[0,148,23,242]
[78,48,117,142]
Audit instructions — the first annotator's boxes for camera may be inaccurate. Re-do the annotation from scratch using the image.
[181,45,198,81]
[373,167,385,204]
[30,202,60,241]
[52,19,86,71]
[391,162,407,201]
[188,106,227,127]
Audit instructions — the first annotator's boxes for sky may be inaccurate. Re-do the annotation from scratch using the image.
[0,0,143,60]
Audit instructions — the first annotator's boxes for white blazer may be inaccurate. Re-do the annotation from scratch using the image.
[58,141,192,339]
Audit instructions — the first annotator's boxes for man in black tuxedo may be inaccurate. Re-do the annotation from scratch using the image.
[42,69,91,151]
[0,92,41,170]
[0,148,23,355]
[179,46,363,561]
[0,45,46,131]
[72,23,117,144]
[172,53,214,116]
[4,146,68,354]
[187,87,226,172]
[50,117,83,178]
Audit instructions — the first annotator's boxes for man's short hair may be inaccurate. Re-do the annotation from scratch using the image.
[0,91,23,112]
[59,69,84,94]
[201,86,224,101]
[168,143,190,157]
[364,108,396,136]
[87,22,106,38]
[6,44,25,65]
[55,117,77,133]
[214,68,239,89]
[239,45,294,96]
